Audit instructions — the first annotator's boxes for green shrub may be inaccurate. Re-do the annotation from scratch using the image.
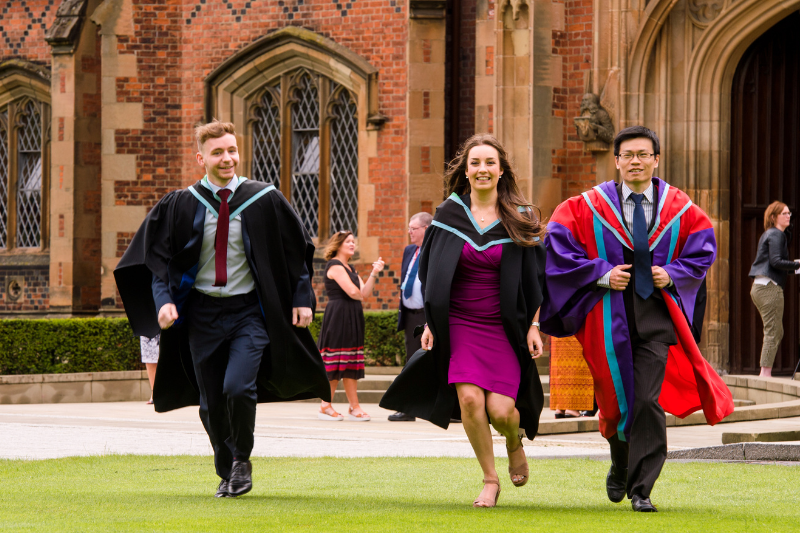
[0,318,141,375]
[0,311,405,375]
[311,310,405,366]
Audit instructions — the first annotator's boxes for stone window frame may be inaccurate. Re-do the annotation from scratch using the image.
[247,68,360,240]
[205,26,386,245]
[0,60,51,260]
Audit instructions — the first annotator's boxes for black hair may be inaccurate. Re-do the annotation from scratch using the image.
[613,125,661,156]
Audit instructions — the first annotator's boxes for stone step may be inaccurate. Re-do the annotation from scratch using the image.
[334,383,551,406]
[335,376,394,392]
[733,399,756,407]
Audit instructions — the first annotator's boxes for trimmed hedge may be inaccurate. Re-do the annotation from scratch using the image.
[310,310,405,366]
[0,318,141,375]
[0,311,405,375]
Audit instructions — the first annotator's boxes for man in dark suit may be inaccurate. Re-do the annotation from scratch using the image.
[387,212,432,422]
[115,120,328,498]
[541,125,724,513]
[596,127,675,512]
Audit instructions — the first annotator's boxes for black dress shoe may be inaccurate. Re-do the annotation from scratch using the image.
[631,494,657,512]
[215,479,231,498]
[228,459,253,497]
[388,412,416,422]
[606,464,627,503]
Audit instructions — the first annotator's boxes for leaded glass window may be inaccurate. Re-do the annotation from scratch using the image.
[16,101,42,248]
[330,90,359,235]
[0,98,48,251]
[249,69,359,240]
[251,87,281,187]
[0,111,8,248]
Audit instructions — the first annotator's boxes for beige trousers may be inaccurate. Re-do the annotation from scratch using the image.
[750,282,785,368]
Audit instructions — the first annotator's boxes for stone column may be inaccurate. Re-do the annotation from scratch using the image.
[407,5,447,215]
[90,0,146,311]
[47,0,103,314]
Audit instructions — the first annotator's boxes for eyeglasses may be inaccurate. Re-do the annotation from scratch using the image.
[617,152,655,162]
[781,211,792,217]
[408,225,426,232]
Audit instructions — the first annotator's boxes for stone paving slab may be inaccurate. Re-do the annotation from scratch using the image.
[3,401,800,462]
[0,402,607,461]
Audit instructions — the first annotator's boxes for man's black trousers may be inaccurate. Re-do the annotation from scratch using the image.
[186,290,269,480]
[607,338,669,499]
[403,308,425,362]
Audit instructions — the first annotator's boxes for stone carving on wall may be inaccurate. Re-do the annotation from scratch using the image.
[501,0,529,20]
[574,93,615,151]
[45,0,88,55]
[688,0,727,27]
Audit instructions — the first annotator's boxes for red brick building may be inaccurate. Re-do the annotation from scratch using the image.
[1,0,799,374]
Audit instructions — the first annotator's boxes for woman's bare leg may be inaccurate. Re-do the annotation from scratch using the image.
[343,378,368,416]
[456,383,499,504]
[321,379,339,409]
[145,363,157,402]
[486,392,527,485]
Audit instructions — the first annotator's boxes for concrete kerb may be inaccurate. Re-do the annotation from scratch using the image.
[668,442,800,462]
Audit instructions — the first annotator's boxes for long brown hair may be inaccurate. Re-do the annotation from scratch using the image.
[323,230,353,261]
[443,134,546,246]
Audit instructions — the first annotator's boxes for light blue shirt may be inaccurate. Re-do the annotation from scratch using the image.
[193,175,256,297]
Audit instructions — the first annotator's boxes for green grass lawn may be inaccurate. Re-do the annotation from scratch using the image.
[1,456,798,532]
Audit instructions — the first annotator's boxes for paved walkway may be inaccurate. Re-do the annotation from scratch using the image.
[2,401,799,460]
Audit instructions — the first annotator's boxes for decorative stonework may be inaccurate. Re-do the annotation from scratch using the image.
[688,0,727,27]
[44,0,88,55]
[574,93,614,149]
[501,0,529,20]
[409,1,446,19]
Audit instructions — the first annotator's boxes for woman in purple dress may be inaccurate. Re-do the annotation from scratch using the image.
[380,134,546,508]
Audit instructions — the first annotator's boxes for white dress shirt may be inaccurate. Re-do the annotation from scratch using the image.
[193,175,256,297]
[401,247,424,310]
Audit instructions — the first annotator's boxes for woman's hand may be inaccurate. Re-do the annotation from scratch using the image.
[421,327,434,351]
[527,325,544,359]
[372,256,385,275]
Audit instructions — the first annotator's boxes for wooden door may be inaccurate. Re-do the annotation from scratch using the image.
[730,13,800,375]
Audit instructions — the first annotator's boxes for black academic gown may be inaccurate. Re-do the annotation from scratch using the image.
[379,193,546,438]
[114,179,331,412]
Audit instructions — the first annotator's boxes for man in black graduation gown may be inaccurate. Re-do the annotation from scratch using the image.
[114,120,330,498]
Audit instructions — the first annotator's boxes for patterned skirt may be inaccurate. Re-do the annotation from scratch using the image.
[140,334,160,364]
[317,298,366,381]
[549,335,594,410]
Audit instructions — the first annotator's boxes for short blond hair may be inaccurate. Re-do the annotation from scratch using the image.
[194,119,236,152]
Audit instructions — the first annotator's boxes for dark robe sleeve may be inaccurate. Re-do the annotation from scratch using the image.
[291,264,313,308]
[114,191,181,338]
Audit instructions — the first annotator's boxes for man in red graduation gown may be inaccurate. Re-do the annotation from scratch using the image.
[114,120,329,498]
[541,126,733,512]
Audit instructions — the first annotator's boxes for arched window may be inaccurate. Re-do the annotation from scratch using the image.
[249,69,359,239]
[0,98,49,250]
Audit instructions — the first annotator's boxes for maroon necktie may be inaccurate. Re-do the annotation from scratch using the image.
[213,189,231,287]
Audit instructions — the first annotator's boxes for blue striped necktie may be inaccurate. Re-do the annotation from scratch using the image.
[631,192,654,300]
[403,248,419,299]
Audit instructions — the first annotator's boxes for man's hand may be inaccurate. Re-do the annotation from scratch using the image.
[652,266,671,289]
[609,264,632,291]
[421,327,434,351]
[292,307,313,328]
[158,303,179,330]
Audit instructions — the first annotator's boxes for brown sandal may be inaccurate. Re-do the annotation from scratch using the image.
[507,436,529,487]
[473,479,501,508]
